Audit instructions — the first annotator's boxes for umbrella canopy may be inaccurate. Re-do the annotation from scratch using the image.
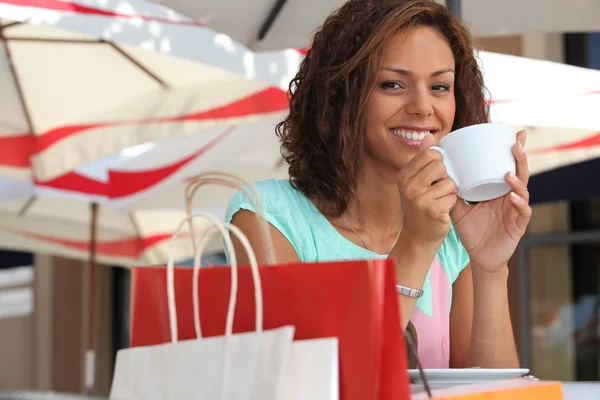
[34,117,289,210]
[0,196,222,267]
[152,0,600,51]
[0,119,287,265]
[0,0,296,183]
[147,0,344,51]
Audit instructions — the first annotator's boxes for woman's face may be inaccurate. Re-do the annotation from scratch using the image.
[364,26,456,170]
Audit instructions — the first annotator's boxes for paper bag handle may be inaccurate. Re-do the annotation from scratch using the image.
[166,213,263,343]
[191,219,264,338]
[184,171,277,265]
[191,225,222,338]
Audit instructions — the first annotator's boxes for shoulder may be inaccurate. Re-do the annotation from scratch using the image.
[437,223,470,284]
[225,179,298,222]
[225,179,314,259]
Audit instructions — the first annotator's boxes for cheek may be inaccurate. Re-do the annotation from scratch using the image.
[366,94,400,124]
[439,100,456,128]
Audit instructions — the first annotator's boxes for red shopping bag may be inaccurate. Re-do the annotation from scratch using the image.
[130,259,410,400]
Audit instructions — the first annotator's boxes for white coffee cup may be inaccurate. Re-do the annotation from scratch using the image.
[430,123,517,202]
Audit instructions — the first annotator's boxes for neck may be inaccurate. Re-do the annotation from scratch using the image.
[344,157,403,234]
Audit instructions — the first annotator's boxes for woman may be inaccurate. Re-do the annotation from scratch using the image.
[225,0,531,369]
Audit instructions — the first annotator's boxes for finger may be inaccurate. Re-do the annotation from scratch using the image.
[415,160,448,187]
[506,171,529,202]
[510,192,532,232]
[436,193,459,217]
[512,130,530,186]
[402,148,444,180]
[419,133,437,150]
[516,129,527,147]
[427,177,458,199]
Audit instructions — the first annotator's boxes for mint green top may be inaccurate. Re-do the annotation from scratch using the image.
[225,178,469,314]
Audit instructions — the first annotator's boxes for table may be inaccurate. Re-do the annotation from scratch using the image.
[0,391,105,400]
[410,381,600,399]
[561,382,600,399]
[2,382,598,399]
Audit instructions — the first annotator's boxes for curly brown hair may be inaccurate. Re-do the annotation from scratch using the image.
[276,0,489,216]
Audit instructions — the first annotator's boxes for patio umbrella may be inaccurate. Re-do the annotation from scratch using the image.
[0,116,289,266]
[28,118,288,213]
[0,0,295,183]
[0,196,220,267]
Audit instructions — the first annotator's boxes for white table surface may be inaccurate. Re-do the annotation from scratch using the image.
[410,381,600,399]
[561,382,600,399]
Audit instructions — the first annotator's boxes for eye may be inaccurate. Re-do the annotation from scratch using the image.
[431,83,451,92]
[380,81,403,90]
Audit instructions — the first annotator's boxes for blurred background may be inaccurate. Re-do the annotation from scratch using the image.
[0,0,599,397]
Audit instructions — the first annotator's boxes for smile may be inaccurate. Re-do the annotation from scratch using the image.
[389,128,430,141]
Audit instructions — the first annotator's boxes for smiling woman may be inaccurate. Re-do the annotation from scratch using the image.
[226,0,531,370]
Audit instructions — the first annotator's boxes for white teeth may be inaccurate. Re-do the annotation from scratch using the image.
[389,129,430,141]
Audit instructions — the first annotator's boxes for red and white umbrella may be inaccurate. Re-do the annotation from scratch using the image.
[0,0,297,184]
[34,117,289,210]
[0,0,298,270]
[0,118,287,266]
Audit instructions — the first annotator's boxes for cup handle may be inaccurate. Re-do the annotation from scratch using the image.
[429,146,460,188]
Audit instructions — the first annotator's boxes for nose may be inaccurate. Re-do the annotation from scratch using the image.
[405,88,433,117]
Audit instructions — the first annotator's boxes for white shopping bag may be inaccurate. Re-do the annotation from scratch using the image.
[110,213,296,400]
[284,338,339,400]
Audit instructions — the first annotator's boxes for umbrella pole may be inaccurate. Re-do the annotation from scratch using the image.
[258,0,287,40]
[85,202,99,394]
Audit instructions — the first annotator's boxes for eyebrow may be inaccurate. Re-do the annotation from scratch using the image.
[383,67,455,77]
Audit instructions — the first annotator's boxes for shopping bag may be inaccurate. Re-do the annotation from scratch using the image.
[110,213,297,400]
[129,171,409,400]
[131,260,407,400]
[283,338,339,400]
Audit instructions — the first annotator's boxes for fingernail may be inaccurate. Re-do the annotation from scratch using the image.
[511,192,521,202]
[518,141,525,154]
[509,171,518,180]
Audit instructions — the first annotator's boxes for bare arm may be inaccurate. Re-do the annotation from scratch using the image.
[449,264,473,368]
[229,209,300,265]
[468,265,519,367]
[450,264,518,368]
